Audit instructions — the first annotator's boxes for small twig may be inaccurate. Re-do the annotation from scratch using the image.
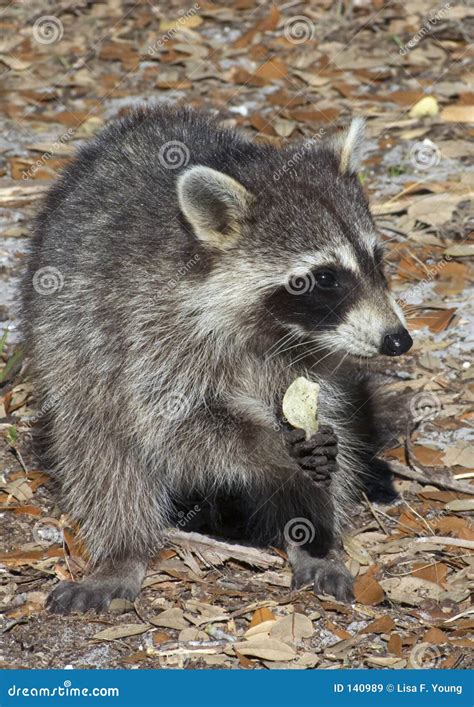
[405,418,433,476]
[362,492,388,534]
[206,625,237,643]
[7,443,29,475]
[401,493,435,535]
[455,471,474,480]
[369,506,425,536]
[149,639,228,656]
[387,459,474,496]
[443,607,474,624]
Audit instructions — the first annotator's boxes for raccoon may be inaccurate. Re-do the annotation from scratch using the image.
[21,106,412,613]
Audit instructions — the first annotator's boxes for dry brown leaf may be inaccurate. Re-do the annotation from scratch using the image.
[424,627,448,644]
[387,633,403,657]
[443,445,474,469]
[233,637,296,662]
[445,499,474,512]
[0,54,31,70]
[269,613,313,643]
[108,598,135,613]
[160,15,203,31]
[245,620,277,638]
[444,243,474,258]
[411,562,448,587]
[153,632,171,645]
[255,6,280,32]
[441,105,474,123]
[343,535,372,565]
[3,478,33,502]
[6,601,44,619]
[408,309,456,333]
[354,572,385,606]
[254,59,288,81]
[249,607,276,627]
[407,194,461,228]
[361,616,395,634]
[93,623,151,641]
[149,608,189,630]
[380,577,444,605]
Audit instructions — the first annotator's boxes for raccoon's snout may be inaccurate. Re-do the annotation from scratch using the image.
[380,327,413,356]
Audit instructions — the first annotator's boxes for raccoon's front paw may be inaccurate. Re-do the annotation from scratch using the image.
[46,579,137,615]
[284,425,338,484]
[292,557,354,603]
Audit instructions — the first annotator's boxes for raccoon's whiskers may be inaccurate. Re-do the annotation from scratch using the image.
[328,351,350,376]
[288,342,338,369]
[265,330,300,359]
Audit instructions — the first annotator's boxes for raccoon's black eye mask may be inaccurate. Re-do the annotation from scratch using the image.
[265,266,359,331]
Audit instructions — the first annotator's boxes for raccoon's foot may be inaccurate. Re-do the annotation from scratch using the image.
[287,546,354,603]
[284,425,338,484]
[46,558,147,615]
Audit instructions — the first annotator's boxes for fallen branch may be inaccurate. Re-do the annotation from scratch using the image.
[148,639,228,656]
[387,460,474,496]
[166,530,285,569]
[415,536,474,551]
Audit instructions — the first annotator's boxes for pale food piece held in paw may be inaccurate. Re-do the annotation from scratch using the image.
[282,376,320,440]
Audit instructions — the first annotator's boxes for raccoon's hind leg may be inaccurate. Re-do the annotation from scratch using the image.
[47,558,146,614]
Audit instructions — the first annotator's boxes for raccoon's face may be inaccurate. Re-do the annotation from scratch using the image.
[177,118,412,360]
[264,248,412,359]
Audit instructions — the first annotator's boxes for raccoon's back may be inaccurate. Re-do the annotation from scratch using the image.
[21,109,251,349]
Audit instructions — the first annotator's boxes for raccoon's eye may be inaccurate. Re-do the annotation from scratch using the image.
[314,270,339,289]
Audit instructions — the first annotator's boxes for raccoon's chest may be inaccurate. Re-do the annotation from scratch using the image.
[225,356,312,428]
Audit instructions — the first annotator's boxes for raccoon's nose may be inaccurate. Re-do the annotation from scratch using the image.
[381,328,413,356]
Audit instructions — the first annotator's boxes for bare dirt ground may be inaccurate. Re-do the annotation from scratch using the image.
[1,0,473,670]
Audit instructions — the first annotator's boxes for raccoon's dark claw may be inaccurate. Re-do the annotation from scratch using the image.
[46,579,137,615]
[292,425,338,458]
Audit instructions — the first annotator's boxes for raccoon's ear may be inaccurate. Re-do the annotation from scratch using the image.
[329,117,365,174]
[177,166,253,249]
